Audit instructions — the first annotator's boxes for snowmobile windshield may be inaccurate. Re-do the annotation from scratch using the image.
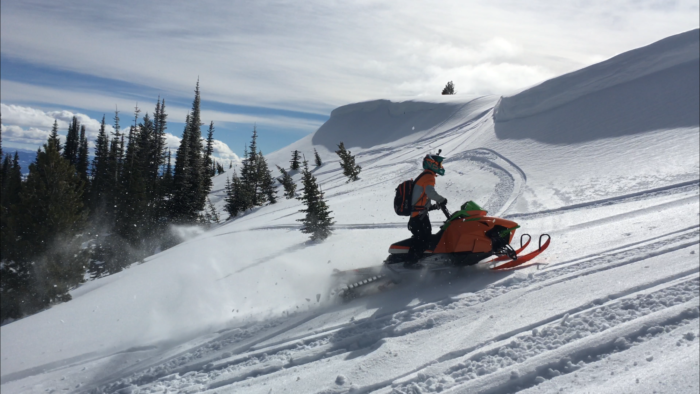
[441,201,488,230]
[460,201,483,211]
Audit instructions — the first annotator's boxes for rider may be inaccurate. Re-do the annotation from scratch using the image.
[407,152,448,266]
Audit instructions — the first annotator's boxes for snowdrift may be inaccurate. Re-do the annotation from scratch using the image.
[311,97,492,150]
[494,29,699,124]
[1,30,698,394]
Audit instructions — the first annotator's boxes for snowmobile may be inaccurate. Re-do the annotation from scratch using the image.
[331,201,550,299]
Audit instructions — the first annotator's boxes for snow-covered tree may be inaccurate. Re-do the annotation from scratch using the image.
[335,142,361,182]
[290,150,301,171]
[276,165,297,199]
[257,152,277,205]
[314,148,322,167]
[297,159,334,241]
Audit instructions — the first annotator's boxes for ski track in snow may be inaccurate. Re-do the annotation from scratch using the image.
[209,178,697,235]
[46,166,694,393]
[82,222,699,394]
[388,279,699,394]
[505,180,699,220]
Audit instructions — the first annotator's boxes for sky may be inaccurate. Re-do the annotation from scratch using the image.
[1,0,698,161]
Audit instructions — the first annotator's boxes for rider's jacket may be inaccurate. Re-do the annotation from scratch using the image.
[410,170,446,218]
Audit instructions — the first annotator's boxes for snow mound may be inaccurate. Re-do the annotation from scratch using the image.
[494,29,699,124]
[311,97,491,150]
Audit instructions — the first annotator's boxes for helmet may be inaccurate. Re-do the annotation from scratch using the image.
[423,151,445,175]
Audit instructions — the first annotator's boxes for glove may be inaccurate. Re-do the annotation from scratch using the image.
[439,198,448,208]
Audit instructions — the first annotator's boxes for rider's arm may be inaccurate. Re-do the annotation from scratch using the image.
[424,185,446,205]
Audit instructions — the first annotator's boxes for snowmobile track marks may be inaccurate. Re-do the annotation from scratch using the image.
[505,179,699,220]
[385,277,700,394]
[89,229,699,394]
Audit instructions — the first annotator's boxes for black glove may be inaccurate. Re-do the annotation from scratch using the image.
[439,198,448,208]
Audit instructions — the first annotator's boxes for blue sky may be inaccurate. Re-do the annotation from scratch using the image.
[1,0,698,161]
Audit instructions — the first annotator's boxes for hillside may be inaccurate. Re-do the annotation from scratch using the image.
[1,29,698,394]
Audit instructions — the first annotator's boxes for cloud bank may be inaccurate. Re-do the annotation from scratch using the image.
[2,0,697,113]
[1,104,240,164]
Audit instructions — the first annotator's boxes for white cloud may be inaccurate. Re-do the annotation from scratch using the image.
[1,0,697,116]
[1,104,64,129]
[1,124,59,147]
[1,82,323,138]
[163,133,181,152]
[211,139,240,163]
[1,103,240,164]
[1,103,114,143]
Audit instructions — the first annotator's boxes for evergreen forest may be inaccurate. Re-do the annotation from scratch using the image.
[0,81,347,322]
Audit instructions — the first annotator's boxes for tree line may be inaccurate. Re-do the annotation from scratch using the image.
[0,82,220,322]
[0,80,366,322]
[222,140,361,243]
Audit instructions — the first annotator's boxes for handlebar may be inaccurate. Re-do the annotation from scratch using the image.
[441,205,451,220]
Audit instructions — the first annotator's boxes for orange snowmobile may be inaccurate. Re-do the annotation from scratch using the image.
[385,201,549,268]
[331,201,550,299]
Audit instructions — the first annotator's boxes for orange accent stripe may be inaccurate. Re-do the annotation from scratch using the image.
[390,245,410,250]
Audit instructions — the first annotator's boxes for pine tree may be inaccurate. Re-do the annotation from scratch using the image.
[257,151,277,204]
[77,125,89,185]
[0,149,30,321]
[314,148,322,167]
[8,138,88,314]
[48,120,61,153]
[162,150,173,195]
[152,99,169,225]
[237,146,252,210]
[151,98,168,178]
[186,80,206,215]
[240,127,260,207]
[171,115,192,221]
[1,152,23,255]
[223,176,234,218]
[442,81,456,95]
[205,197,220,224]
[171,81,207,222]
[202,121,215,197]
[117,109,149,245]
[105,110,124,227]
[0,154,10,193]
[297,159,334,241]
[276,165,297,199]
[63,116,81,165]
[204,121,215,175]
[223,170,245,218]
[3,152,23,208]
[290,150,301,171]
[335,142,362,182]
[90,116,110,214]
[216,162,225,174]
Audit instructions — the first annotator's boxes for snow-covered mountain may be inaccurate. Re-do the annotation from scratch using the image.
[2,29,698,394]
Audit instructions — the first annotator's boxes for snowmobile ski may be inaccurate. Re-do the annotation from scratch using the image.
[490,234,550,270]
[488,234,531,263]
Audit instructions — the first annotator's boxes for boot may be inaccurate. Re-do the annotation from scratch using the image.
[403,248,423,268]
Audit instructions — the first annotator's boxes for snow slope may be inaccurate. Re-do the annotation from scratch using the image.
[1,29,698,394]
